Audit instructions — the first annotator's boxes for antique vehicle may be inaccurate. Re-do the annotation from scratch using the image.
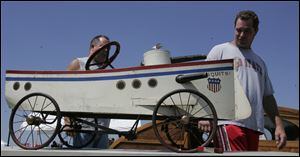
[5,41,252,153]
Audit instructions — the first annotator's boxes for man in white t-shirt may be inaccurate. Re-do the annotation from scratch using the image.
[67,35,110,71]
[199,10,286,151]
[65,35,110,149]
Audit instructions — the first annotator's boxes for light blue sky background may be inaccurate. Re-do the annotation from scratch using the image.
[1,1,299,144]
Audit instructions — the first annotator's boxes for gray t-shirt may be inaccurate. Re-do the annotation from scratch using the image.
[206,42,274,133]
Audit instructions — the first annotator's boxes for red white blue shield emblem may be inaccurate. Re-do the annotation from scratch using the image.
[207,78,221,93]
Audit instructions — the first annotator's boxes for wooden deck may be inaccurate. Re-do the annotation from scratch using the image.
[110,106,299,153]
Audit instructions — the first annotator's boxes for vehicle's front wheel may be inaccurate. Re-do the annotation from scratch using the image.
[9,93,61,150]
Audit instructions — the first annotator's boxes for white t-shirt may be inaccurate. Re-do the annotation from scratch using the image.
[77,57,102,71]
[77,57,89,70]
[206,42,274,133]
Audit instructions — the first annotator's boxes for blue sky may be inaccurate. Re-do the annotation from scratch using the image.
[1,1,299,144]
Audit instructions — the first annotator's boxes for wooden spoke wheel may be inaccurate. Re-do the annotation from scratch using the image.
[152,89,218,153]
[58,117,98,148]
[9,93,61,150]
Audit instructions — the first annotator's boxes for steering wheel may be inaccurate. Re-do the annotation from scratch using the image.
[85,41,120,70]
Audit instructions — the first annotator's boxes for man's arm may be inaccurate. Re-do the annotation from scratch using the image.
[67,59,80,71]
[263,95,287,149]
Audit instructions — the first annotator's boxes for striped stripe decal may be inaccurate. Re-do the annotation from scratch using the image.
[6,66,233,82]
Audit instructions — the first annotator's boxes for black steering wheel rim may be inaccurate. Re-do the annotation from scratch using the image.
[85,41,120,70]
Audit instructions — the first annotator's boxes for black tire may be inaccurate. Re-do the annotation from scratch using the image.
[9,93,61,150]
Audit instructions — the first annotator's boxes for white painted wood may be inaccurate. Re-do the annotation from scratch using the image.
[5,60,251,120]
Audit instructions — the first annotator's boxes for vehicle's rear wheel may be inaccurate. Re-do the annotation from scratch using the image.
[152,89,217,153]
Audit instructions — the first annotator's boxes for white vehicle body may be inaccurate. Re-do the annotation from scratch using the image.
[5,59,251,120]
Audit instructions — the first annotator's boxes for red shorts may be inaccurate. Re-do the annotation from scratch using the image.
[217,124,261,151]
